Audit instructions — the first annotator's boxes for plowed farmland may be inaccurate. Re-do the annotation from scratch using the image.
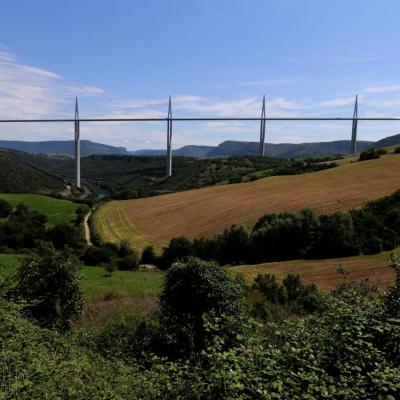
[94,154,400,251]
[230,249,397,292]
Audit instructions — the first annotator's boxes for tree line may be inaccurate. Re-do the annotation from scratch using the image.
[156,189,400,268]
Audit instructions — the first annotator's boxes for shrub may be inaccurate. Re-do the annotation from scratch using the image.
[117,253,139,271]
[359,147,386,161]
[14,242,83,330]
[82,243,117,265]
[160,236,194,269]
[158,257,246,358]
[395,146,400,154]
[0,198,12,218]
[104,261,116,277]
[47,223,80,249]
[141,245,157,265]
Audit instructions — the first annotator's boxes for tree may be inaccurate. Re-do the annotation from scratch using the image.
[158,257,246,358]
[47,223,80,249]
[141,245,157,264]
[314,212,359,258]
[217,224,251,265]
[117,253,139,270]
[74,205,89,226]
[104,261,116,277]
[0,199,12,218]
[15,243,83,330]
[160,236,194,269]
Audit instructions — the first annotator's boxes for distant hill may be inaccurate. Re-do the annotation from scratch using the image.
[130,145,214,157]
[374,133,400,148]
[131,139,374,158]
[0,149,65,194]
[0,140,129,157]
[0,137,382,159]
[207,140,374,158]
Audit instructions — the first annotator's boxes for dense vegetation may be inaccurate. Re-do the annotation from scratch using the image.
[0,199,87,253]
[0,252,399,399]
[158,188,400,268]
[359,147,386,161]
[0,149,65,194]
[31,154,336,199]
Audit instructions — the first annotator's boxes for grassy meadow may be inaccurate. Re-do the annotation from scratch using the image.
[0,193,79,225]
[0,253,163,297]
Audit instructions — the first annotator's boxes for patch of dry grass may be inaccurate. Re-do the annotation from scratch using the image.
[95,154,400,251]
[230,249,397,292]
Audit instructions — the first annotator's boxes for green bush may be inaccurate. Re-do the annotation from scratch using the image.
[14,243,83,330]
[141,245,157,265]
[359,147,386,161]
[158,257,247,358]
[117,253,139,270]
[0,198,12,218]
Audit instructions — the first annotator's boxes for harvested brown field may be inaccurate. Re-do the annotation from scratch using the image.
[94,154,400,250]
[230,249,397,292]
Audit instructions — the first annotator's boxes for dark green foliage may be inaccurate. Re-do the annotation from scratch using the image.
[0,149,65,194]
[395,146,400,154]
[47,223,80,249]
[249,273,322,320]
[83,241,139,270]
[0,203,47,250]
[32,153,337,199]
[0,199,12,218]
[359,147,386,161]
[314,212,359,258]
[82,243,116,265]
[14,243,83,330]
[117,253,139,271]
[160,236,194,269]
[74,204,89,225]
[141,245,157,265]
[217,224,251,265]
[103,261,116,277]
[158,257,246,358]
[1,258,400,398]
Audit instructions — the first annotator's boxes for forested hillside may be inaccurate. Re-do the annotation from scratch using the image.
[30,154,334,199]
[0,149,65,194]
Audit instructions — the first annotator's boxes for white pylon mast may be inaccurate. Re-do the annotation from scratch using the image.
[166,95,172,177]
[74,97,81,189]
[350,95,358,155]
[259,95,266,156]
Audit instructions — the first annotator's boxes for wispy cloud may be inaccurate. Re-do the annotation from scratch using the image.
[363,84,400,94]
[239,78,292,87]
[0,48,104,119]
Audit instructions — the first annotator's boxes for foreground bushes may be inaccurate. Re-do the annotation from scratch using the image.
[1,256,400,399]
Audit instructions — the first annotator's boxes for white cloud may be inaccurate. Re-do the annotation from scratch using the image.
[363,84,400,94]
[0,48,104,119]
[239,78,292,87]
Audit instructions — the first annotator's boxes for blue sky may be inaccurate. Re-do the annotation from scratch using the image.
[1,0,400,149]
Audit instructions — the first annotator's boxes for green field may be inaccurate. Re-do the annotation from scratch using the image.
[0,253,164,297]
[0,193,79,225]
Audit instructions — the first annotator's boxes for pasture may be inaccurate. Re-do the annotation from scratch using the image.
[0,193,79,225]
[0,253,164,297]
[94,153,400,250]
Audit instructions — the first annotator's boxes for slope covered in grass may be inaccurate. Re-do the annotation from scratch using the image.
[0,194,79,225]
